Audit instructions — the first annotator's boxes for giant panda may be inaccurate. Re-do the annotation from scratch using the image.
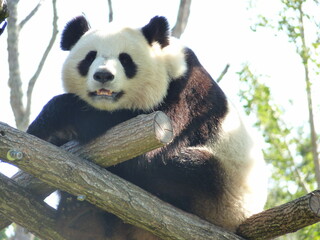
[27,16,268,240]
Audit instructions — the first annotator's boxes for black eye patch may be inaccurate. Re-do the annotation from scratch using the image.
[119,53,137,79]
[77,51,97,76]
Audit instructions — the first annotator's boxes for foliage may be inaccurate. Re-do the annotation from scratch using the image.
[241,0,320,238]
[0,229,7,240]
[238,63,320,239]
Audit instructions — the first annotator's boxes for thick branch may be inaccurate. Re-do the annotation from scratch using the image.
[0,111,172,229]
[237,190,320,240]
[0,173,67,240]
[63,111,173,166]
[0,168,56,230]
[0,120,242,240]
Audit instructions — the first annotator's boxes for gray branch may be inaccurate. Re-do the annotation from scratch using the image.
[7,0,25,130]
[18,0,43,29]
[107,0,113,22]
[25,0,59,123]
[216,64,230,83]
[171,0,192,38]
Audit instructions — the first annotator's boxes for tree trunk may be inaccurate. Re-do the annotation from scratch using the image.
[7,0,26,130]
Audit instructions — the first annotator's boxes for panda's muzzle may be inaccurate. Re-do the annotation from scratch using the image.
[89,70,123,100]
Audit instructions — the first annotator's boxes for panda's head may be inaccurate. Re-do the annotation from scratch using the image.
[61,16,187,111]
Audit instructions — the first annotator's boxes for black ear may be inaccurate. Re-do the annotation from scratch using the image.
[141,16,170,48]
[61,16,90,51]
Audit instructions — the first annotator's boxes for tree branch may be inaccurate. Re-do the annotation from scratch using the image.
[0,169,56,230]
[7,0,25,130]
[216,64,230,83]
[25,0,58,127]
[0,117,242,240]
[0,111,172,230]
[237,190,320,240]
[0,173,67,240]
[107,0,113,22]
[18,0,43,29]
[171,0,192,38]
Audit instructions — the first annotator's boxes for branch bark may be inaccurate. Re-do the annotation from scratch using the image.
[0,173,67,240]
[0,116,242,240]
[237,190,320,240]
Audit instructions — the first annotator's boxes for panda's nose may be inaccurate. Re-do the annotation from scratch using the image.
[93,70,114,83]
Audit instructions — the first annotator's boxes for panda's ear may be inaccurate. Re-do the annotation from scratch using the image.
[61,16,90,51]
[142,16,170,48]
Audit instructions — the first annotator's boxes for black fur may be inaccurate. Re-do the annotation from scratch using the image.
[78,51,97,76]
[141,16,170,48]
[119,53,138,79]
[61,16,90,51]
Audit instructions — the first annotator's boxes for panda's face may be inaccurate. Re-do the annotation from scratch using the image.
[61,16,187,111]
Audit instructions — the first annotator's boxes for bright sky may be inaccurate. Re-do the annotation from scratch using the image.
[0,0,319,177]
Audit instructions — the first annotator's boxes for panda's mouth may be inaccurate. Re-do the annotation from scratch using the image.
[89,88,123,100]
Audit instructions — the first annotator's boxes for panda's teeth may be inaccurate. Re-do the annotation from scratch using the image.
[96,89,113,96]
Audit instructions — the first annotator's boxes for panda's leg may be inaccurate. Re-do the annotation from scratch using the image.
[57,192,162,240]
[149,147,225,212]
[171,147,225,195]
[166,147,227,203]
[56,192,120,240]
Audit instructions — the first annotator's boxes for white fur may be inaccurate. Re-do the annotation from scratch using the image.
[62,26,187,111]
[200,101,268,230]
